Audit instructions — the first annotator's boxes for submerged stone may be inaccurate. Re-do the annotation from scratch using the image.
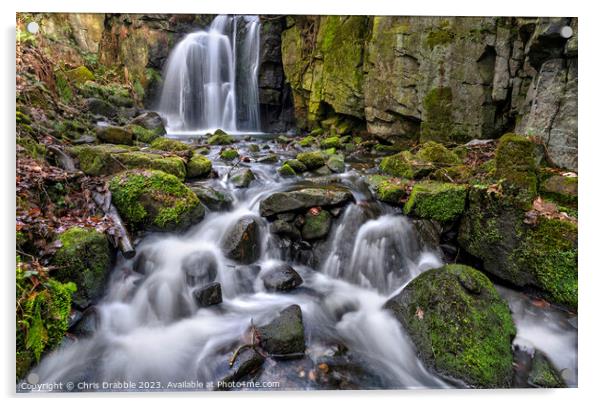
[385,264,516,388]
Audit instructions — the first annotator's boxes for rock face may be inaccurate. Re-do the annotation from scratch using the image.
[259,187,353,217]
[109,170,205,232]
[281,16,577,170]
[52,227,112,308]
[258,304,305,358]
[221,216,262,264]
[458,188,578,309]
[385,264,516,388]
[262,264,303,292]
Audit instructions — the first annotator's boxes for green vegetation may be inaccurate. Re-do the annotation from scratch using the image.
[494,133,538,202]
[296,151,326,170]
[208,130,235,145]
[220,148,239,161]
[150,137,190,152]
[187,154,212,178]
[403,181,467,222]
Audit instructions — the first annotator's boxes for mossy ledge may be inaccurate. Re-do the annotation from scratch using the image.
[385,264,516,388]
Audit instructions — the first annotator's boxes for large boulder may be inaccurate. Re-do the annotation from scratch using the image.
[52,227,112,308]
[109,170,204,232]
[186,154,212,179]
[189,184,233,211]
[221,216,261,264]
[385,264,516,388]
[259,187,353,217]
[296,151,326,170]
[130,111,166,136]
[96,125,133,145]
[494,133,538,201]
[458,187,578,309]
[258,304,306,358]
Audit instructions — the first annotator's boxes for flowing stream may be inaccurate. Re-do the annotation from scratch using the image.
[25,138,578,391]
[158,15,261,134]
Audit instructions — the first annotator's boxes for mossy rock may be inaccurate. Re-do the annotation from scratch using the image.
[208,130,235,145]
[296,151,326,170]
[109,170,204,232]
[96,125,133,145]
[540,175,577,206]
[368,175,410,205]
[432,165,473,183]
[187,154,212,179]
[385,264,516,388]
[64,66,94,85]
[299,135,317,147]
[278,163,297,177]
[230,168,256,188]
[528,351,566,388]
[150,137,190,152]
[379,151,434,179]
[302,210,332,240]
[458,187,578,310]
[70,145,187,179]
[284,159,307,173]
[52,227,111,309]
[320,136,341,149]
[220,148,239,161]
[420,86,455,143]
[404,181,467,222]
[326,154,345,173]
[495,133,538,202]
[257,154,278,164]
[415,141,461,165]
[129,124,162,144]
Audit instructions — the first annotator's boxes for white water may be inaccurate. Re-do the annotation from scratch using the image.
[158,15,261,134]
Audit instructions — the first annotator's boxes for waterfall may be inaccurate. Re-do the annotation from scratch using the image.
[158,15,261,134]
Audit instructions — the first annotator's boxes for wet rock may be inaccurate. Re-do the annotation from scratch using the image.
[208,130,235,145]
[302,210,332,240]
[218,348,265,387]
[269,219,301,241]
[221,216,261,264]
[181,251,218,286]
[259,187,353,217]
[189,184,233,211]
[296,151,326,170]
[230,168,256,188]
[130,111,166,135]
[326,154,345,173]
[262,264,303,292]
[385,264,516,388]
[412,219,442,251]
[187,154,212,178]
[193,282,222,307]
[69,307,100,337]
[312,165,332,176]
[527,351,566,388]
[96,125,133,145]
[278,163,296,177]
[257,154,278,163]
[283,159,307,173]
[258,304,305,358]
[220,148,239,161]
[85,98,117,118]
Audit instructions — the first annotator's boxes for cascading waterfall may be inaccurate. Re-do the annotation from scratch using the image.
[158,15,261,134]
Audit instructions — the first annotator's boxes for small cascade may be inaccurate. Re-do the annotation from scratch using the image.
[158,15,261,134]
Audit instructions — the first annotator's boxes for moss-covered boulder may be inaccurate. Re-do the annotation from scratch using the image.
[258,304,305,358]
[368,175,410,205]
[379,151,434,179]
[415,141,461,165]
[150,137,190,152]
[527,351,566,388]
[129,124,162,144]
[431,165,473,183]
[320,136,341,149]
[385,264,516,388]
[299,135,316,147]
[230,168,256,188]
[541,175,577,206]
[208,130,235,145]
[302,210,332,240]
[284,159,307,173]
[130,111,166,136]
[109,170,205,232]
[64,66,94,85]
[96,125,133,145]
[296,151,326,170]
[495,134,538,201]
[70,144,187,179]
[52,227,112,308]
[326,154,345,173]
[187,154,212,179]
[458,187,578,309]
[403,181,467,222]
[220,148,239,161]
[278,163,296,177]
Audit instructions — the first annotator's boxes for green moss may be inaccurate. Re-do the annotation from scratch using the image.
[220,148,239,161]
[513,218,578,309]
[494,133,538,202]
[379,152,415,178]
[208,131,235,145]
[404,181,467,222]
[296,151,326,170]
[320,136,341,149]
[416,141,461,165]
[432,165,473,183]
[302,210,332,240]
[540,175,577,206]
[65,66,95,85]
[278,163,297,177]
[54,71,73,103]
[77,81,130,100]
[129,124,161,144]
[150,137,190,152]
[109,170,204,231]
[187,154,212,178]
[420,87,456,143]
[16,258,76,379]
[283,159,307,173]
[426,28,455,49]
[528,351,566,388]
[52,227,111,308]
[326,154,345,173]
[368,175,409,205]
[385,264,516,388]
